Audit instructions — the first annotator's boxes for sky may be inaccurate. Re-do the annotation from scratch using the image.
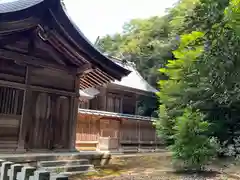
[64,0,178,43]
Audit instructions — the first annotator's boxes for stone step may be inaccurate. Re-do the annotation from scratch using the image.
[60,169,97,175]
[38,159,90,167]
[41,164,95,173]
[0,152,110,163]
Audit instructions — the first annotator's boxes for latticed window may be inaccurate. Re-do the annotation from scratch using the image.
[0,86,24,115]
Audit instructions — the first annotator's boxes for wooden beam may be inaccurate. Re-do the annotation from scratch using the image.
[0,80,25,90]
[30,85,76,97]
[35,35,67,66]
[84,74,103,86]
[0,31,30,47]
[0,17,37,34]
[0,48,75,74]
[47,36,82,66]
[50,31,88,63]
[77,63,93,75]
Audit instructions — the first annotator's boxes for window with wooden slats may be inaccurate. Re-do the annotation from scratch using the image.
[0,87,24,115]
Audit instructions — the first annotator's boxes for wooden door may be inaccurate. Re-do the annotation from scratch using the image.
[29,92,52,149]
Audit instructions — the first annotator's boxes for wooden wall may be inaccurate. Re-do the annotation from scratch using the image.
[76,113,161,151]
[76,114,99,142]
[0,59,25,151]
[0,58,77,151]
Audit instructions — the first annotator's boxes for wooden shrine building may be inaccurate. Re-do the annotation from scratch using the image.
[0,0,130,152]
[77,58,162,152]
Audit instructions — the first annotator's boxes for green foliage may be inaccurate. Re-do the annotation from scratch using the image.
[156,31,204,143]
[157,0,240,154]
[155,105,175,144]
[171,109,218,170]
[97,16,174,86]
[225,0,240,35]
[98,0,240,162]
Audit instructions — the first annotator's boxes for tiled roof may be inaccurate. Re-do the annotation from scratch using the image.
[111,58,158,93]
[0,0,43,13]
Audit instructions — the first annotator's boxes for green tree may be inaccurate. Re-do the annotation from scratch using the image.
[171,109,218,170]
[157,0,240,157]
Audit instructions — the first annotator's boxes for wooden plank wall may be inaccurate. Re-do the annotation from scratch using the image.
[76,114,161,151]
[140,121,156,142]
[76,114,99,141]
[120,119,138,143]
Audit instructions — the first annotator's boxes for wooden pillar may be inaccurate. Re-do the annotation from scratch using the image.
[17,66,31,152]
[120,94,123,113]
[135,94,139,115]
[69,75,79,151]
[96,118,101,151]
[99,87,107,111]
[138,120,141,152]
[118,119,122,152]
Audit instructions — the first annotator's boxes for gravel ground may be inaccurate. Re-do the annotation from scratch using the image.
[82,169,234,180]
[89,173,233,180]
[71,153,240,180]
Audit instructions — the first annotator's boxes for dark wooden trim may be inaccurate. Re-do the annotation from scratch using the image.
[77,63,92,75]
[0,73,25,82]
[0,49,75,74]
[17,66,31,151]
[0,78,75,97]
[69,75,80,150]
[30,85,76,97]
[0,80,25,90]
[0,18,38,34]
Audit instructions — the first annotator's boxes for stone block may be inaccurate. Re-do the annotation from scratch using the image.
[16,166,36,180]
[9,164,23,180]
[33,170,50,180]
[0,161,13,180]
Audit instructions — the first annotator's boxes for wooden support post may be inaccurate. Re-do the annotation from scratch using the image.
[0,161,13,180]
[9,164,23,180]
[118,119,122,152]
[135,94,138,115]
[69,75,80,151]
[17,66,31,152]
[120,94,123,113]
[96,118,101,151]
[138,120,141,152]
[99,87,107,111]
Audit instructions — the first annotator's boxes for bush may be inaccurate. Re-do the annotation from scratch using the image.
[171,108,219,170]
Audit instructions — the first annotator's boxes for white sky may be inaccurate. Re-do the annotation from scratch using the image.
[64,0,177,43]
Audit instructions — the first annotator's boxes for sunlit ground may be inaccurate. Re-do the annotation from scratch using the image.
[70,152,240,180]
